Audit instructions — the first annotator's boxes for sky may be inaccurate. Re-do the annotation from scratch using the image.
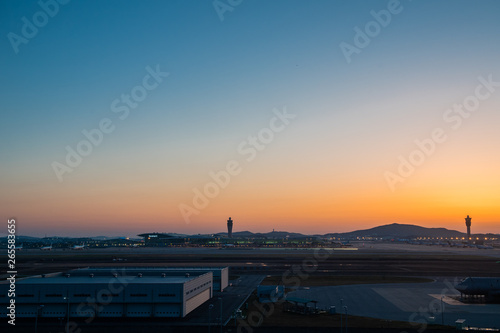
[1,0,500,237]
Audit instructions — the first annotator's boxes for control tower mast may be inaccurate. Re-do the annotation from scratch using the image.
[227,217,233,238]
[465,215,472,243]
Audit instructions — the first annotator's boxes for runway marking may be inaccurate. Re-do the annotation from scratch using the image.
[429,294,480,306]
[372,288,422,312]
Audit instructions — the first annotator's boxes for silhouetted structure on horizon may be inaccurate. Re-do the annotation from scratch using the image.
[227,217,233,238]
[465,215,472,243]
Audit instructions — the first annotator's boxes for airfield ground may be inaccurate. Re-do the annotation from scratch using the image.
[9,241,500,278]
[4,242,500,332]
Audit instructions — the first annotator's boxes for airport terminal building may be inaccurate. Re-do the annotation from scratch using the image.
[0,267,228,319]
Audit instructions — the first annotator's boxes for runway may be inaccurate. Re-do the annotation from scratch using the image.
[13,242,500,257]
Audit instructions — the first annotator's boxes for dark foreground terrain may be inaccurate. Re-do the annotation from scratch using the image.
[3,246,499,332]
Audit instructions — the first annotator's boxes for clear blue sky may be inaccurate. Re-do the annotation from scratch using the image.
[1,0,500,237]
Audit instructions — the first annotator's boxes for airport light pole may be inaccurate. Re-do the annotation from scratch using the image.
[35,305,44,333]
[63,296,70,333]
[218,297,223,333]
[339,298,343,332]
[208,304,214,333]
[441,296,444,325]
[343,306,348,333]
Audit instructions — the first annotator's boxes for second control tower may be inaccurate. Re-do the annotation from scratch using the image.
[227,217,233,238]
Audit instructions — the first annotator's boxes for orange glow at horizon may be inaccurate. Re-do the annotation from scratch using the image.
[4,133,500,237]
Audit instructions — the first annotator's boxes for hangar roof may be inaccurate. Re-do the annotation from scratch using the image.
[14,275,196,285]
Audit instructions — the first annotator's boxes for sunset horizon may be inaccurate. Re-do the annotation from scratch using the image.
[11,216,499,238]
[2,1,500,240]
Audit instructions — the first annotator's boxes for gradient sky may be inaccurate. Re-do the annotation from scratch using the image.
[1,0,500,237]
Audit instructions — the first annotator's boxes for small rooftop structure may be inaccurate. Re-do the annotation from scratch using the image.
[257,285,284,303]
[284,297,319,315]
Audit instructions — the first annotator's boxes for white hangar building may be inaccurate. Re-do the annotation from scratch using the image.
[0,267,228,319]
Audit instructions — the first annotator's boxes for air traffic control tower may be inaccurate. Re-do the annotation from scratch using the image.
[227,217,233,238]
[465,215,472,243]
